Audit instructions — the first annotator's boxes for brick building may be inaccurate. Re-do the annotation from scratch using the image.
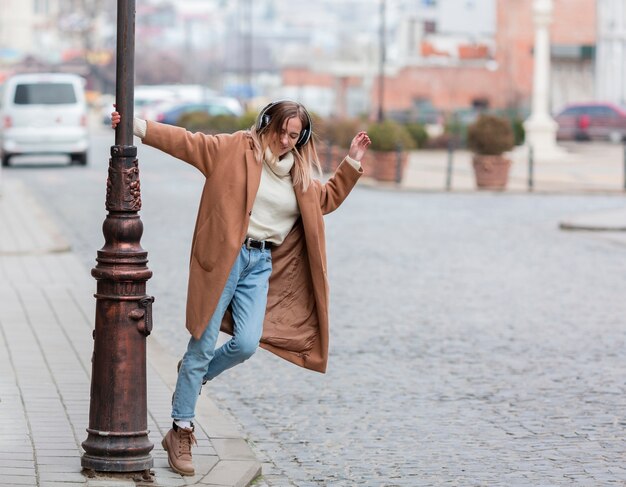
[378,0,596,116]
[282,0,596,119]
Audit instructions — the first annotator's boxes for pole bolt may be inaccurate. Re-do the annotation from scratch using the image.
[129,309,145,320]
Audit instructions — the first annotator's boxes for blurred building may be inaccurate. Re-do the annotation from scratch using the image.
[0,0,62,70]
[0,0,601,118]
[332,0,596,119]
[0,0,115,89]
[277,0,596,119]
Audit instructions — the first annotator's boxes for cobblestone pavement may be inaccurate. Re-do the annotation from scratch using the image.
[9,133,626,485]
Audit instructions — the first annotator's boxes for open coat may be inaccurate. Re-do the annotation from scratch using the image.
[142,121,362,373]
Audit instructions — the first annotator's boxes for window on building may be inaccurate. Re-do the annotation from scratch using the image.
[472,98,490,110]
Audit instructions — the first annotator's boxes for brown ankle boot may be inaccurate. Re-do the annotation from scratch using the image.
[161,424,197,476]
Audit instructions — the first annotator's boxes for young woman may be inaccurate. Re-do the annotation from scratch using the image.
[111,100,370,476]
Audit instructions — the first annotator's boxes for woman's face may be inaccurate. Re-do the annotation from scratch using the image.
[268,116,303,157]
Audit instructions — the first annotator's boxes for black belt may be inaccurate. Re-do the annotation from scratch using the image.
[244,237,274,250]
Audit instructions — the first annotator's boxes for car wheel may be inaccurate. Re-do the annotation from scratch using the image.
[1,153,11,167]
[70,152,88,166]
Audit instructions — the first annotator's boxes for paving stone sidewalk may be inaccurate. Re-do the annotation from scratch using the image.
[0,178,262,487]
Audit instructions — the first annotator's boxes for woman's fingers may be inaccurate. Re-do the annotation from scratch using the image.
[111,111,121,129]
[110,108,121,129]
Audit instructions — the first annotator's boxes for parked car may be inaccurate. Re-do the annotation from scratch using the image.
[0,72,89,166]
[134,86,184,120]
[155,98,243,125]
[555,102,626,142]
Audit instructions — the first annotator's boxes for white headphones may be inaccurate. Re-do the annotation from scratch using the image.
[256,100,312,148]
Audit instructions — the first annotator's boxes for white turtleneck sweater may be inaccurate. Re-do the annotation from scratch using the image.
[247,148,299,244]
[133,118,361,246]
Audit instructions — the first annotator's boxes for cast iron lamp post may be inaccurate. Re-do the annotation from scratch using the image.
[81,0,154,474]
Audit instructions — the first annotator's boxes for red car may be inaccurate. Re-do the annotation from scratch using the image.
[555,102,626,142]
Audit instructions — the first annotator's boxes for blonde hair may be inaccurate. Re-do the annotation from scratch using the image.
[250,101,322,191]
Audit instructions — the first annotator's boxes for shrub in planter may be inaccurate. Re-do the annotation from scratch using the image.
[319,117,362,173]
[467,114,515,155]
[467,114,515,190]
[325,117,362,148]
[366,120,416,182]
[403,122,429,149]
[367,119,416,152]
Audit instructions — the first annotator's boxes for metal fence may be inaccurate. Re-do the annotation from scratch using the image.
[387,141,626,193]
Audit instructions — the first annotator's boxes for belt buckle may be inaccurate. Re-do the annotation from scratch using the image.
[245,238,264,250]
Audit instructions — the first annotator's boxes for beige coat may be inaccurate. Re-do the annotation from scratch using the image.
[143,121,362,373]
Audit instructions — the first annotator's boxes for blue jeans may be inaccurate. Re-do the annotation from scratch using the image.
[171,244,272,421]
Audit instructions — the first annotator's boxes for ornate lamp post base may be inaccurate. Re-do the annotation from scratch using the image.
[81,146,154,473]
[82,448,152,473]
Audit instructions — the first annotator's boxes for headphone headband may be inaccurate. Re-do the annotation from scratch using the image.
[256,100,312,148]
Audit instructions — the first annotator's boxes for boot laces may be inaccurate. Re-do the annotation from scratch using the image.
[178,428,197,456]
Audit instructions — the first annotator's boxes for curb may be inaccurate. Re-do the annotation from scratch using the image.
[558,207,626,232]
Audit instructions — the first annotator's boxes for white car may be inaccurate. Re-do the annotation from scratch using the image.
[0,73,89,166]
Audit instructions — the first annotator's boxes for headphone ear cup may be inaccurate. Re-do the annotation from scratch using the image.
[297,106,313,148]
[296,128,311,148]
[258,113,270,131]
[257,102,275,131]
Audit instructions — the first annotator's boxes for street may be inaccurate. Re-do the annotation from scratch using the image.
[6,129,626,486]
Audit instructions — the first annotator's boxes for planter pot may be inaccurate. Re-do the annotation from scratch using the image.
[370,150,408,182]
[472,154,511,190]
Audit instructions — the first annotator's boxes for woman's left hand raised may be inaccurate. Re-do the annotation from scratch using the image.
[348,131,371,162]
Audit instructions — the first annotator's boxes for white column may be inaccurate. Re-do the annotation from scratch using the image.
[619,0,626,104]
[523,0,565,160]
[600,0,626,104]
